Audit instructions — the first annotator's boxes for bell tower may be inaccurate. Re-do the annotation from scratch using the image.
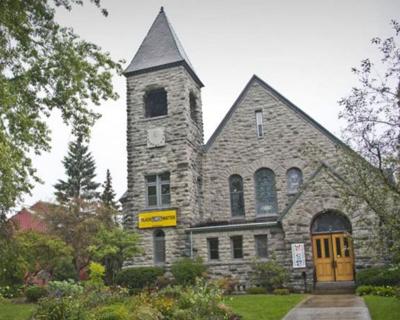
[123,7,204,266]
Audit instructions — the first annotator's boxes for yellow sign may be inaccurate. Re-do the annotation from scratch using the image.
[138,210,177,229]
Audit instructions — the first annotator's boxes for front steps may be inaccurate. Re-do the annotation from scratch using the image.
[313,281,356,294]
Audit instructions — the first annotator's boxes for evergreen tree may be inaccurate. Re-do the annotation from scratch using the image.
[101,169,120,211]
[54,136,100,203]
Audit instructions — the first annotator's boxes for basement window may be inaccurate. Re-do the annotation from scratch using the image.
[145,88,167,118]
[231,235,243,259]
[207,238,219,260]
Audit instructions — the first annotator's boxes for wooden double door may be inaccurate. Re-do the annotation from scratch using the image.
[312,233,354,282]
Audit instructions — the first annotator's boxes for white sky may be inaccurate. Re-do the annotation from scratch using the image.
[20,0,400,210]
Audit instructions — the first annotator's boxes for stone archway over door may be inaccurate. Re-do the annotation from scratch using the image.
[311,211,354,282]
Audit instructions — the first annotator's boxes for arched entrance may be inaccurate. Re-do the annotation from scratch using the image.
[311,210,354,282]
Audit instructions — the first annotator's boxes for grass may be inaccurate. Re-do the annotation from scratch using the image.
[364,296,400,320]
[0,302,36,320]
[225,294,305,320]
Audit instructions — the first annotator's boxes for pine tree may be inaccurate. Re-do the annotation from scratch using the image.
[54,136,100,203]
[101,169,120,211]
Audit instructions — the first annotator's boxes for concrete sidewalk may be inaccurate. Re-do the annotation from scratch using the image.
[283,295,371,320]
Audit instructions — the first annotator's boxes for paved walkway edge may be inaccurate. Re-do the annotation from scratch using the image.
[282,295,312,320]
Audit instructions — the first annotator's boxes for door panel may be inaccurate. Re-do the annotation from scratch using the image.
[332,233,354,281]
[312,235,334,281]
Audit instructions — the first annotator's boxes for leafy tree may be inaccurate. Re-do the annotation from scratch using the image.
[16,231,73,281]
[0,0,121,215]
[42,200,109,279]
[101,169,120,211]
[338,20,400,261]
[54,135,100,203]
[89,226,139,284]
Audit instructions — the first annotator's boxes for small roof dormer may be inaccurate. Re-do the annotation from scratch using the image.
[124,7,203,87]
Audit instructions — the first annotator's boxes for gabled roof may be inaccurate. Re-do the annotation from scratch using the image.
[205,75,348,151]
[124,7,203,87]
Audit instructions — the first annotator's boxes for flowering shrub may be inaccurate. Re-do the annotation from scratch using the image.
[0,285,23,299]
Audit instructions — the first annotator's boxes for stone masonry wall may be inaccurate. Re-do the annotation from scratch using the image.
[124,65,203,267]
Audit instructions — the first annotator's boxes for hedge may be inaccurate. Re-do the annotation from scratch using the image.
[356,266,400,287]
[115,267,164,292]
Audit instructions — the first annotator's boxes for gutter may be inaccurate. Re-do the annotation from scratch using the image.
[186,221,279,233]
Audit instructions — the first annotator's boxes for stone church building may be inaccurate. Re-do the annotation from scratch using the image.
[121,8,381,291]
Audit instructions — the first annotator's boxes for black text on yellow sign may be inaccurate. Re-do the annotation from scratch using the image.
[138,210,177,229]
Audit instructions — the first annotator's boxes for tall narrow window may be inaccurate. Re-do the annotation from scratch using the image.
[287,167,303,194]
[146,173,170,208]
[154,229,166,264]
[255,235,268,258]
[145,88,167,118]
[208,238,219,260]
[254,168,278,215]
[231,236,243,259]
[255,110,264,137]
[189,92,197,123]
[229,175,245,217]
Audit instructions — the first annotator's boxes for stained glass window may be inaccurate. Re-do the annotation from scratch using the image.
[229,175,245,217]
[254,168,278,215]
[311,211,352,233]
[287,168,303,194]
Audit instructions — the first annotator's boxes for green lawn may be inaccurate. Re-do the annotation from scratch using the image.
[225,294,305,320]
[0,302,36,320]
[364,296,400,320]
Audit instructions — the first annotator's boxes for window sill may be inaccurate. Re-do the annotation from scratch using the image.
[140,115,169,122]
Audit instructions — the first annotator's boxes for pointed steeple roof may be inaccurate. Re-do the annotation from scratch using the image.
[124,7,203,87]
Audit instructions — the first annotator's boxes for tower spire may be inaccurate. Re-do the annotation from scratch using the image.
[124,8,203,87]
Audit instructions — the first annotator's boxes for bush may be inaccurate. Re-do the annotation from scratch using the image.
[215,276,238,295]
[115,267,164,292]
[94,304,130,320]
[356,266,400,286]
[356,285,397,297]
[246,287,266,294]
[171,257,206,286]
[273,288,290,295]
[87,262,106,288]
[0,285,24,299]
[251,257,289,292]
[34,296,90,320]
[48,280,84,297]
[25,285,48,302]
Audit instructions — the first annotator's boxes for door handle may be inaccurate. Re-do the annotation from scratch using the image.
[332,260,337,269]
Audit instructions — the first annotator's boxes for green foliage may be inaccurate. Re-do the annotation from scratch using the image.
[0,239,25,286]
[34,296,90,320]
[251,257,289,292]
[87,262,105,288]
[0,0,122,211]
[171,257,206,286]
[94,304,129,320]
[48,280,84,298]
[0,285,24,299]
[16,231,73,276]
[53,258,78,281]
[246,287,267,294]
[115,267,164,292]
[273,288,290,295]
[54,136,100,203]
[101,170,120,211]
[25,285,48,302]
[356,266,400,286]
[89,227,139,285]
[356,285,397,297]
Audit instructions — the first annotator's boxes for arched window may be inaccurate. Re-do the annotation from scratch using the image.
[311,211,352,234]
[153,229,166,264]
[145,88,167,118]
[229,175,245,217]
[254,168,278,215]
[287,167,303,194]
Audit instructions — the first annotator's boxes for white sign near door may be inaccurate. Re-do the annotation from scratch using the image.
[291,243,306,268]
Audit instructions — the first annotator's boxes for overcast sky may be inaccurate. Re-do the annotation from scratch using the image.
[19,0,400,210]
